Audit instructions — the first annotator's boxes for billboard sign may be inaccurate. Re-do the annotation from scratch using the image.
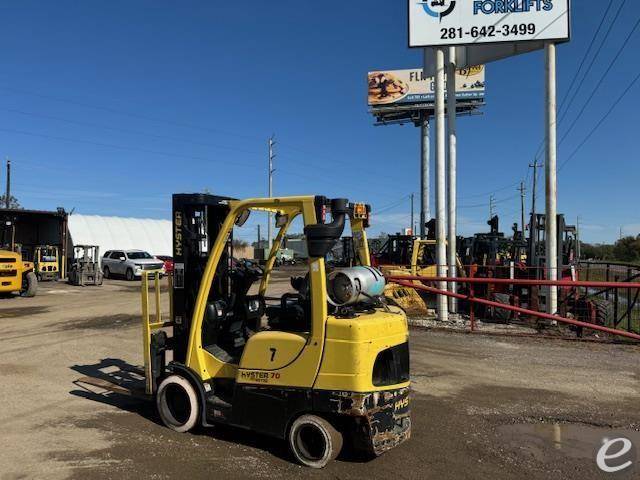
[408,0,570,48]
[368,65,485,107]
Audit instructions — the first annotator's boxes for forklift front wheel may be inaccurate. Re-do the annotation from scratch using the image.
[21,272,38,298]
[156,375,199,433]
[288,414,343,468]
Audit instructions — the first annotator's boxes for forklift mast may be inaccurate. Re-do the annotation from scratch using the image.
[373,234,414,266]
[527,213,577,278]
[172,193,235,363]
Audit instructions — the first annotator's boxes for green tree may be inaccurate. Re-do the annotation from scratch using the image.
[0,194,20,209]
[612,236,640,263]
[580,242,614,260]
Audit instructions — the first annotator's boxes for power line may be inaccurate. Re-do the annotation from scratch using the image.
[557,0,624,124]
[1,105,411,190]
[0,126,260,168]
[559,66,640,171]
[375,195,411,215]
[460,192,518,210]
[458,181,521,201]
[559,13,640,145]
[530,1,625,163]
[0,106,264,156]
[0,86,263,141]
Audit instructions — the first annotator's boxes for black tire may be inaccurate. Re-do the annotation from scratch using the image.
[21,272,38,297]
[103,266,110,279]
[156,375,199,433]
[125,268,134,281]
[289,414,343,468]
[491,293,511,323]
[591,298,613,326]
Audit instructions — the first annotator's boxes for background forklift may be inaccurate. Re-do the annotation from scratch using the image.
[0,220,37,297]
[34,245,60,281]
[372,221,463,315]
[68,245,103,286]
[78,193,410,468]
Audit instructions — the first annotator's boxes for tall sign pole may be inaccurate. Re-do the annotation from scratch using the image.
[409,0,569,320]
[434,47,448,322]
[446,47,458,314]
[410,192,415,235]
[5,157,11,209]
[545,43,558,315]
[420,112,430,238]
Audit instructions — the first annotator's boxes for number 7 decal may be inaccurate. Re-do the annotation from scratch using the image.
[269,348,277,362]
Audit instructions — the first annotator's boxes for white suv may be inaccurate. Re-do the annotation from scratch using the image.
[101,249,165,281]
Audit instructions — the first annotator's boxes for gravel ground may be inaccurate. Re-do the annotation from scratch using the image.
[1,271,639,479]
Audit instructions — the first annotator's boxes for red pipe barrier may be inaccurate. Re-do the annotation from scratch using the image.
[392,279,640,342]
[388,275,640,289]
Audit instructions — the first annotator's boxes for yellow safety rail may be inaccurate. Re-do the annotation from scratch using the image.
[141,271,173,395]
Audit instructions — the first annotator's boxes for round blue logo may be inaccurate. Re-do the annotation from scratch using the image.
[420,0,457,20]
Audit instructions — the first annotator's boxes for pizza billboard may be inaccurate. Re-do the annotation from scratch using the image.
[408,0,570,47]
[368,65,485,107]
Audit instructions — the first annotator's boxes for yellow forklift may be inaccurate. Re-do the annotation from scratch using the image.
[0,220,37,297]
[373,231,463,315]
[79,194,410,468]
[34,245,60,281]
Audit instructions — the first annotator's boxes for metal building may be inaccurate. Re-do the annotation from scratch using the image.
[0,207,69,276]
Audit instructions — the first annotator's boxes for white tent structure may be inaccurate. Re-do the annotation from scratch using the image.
[68,214,172,257]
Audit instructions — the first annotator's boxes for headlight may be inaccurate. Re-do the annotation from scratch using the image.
[248,298,260,313]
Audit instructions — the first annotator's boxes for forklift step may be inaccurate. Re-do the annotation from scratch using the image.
[205,391,233,421]
[206,393,232,409]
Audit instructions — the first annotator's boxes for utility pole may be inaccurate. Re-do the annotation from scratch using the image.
[267,136,275,249]
[489,195,496,220]
[257,224,261,248]
[545,42,558,315]
[576,216,581,260]
[619,226,623,240]
[420,114,430,238]
[529,160,542,218]
[519,182,526,235]
[4,157,10,209]
[410,193,414,235]
[434,47,448,322]
[528,160,542,266]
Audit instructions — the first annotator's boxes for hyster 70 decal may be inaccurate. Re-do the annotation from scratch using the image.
[240,370,281,384]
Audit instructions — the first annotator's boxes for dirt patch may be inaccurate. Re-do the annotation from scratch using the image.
[53,389,634,480]
[114,283,171,293]
[53,394,529,480]
[0,305,50,318]
[62,314,140,331]
[0,363,39,375]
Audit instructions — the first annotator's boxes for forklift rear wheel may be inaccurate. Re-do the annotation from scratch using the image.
[288,414,343,468]
[21,272,38,298]
[156,375,199,433]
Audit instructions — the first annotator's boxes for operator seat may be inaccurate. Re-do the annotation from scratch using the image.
[265,275,310,333]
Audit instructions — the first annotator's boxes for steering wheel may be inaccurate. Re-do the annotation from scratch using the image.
[232,259,263,279]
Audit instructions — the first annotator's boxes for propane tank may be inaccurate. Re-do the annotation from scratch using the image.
[327,266,386,306]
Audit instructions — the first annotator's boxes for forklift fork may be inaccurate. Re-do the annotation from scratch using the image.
[141,271,173,395]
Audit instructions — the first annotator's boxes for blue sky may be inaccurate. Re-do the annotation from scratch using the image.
[0,1,638,243]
